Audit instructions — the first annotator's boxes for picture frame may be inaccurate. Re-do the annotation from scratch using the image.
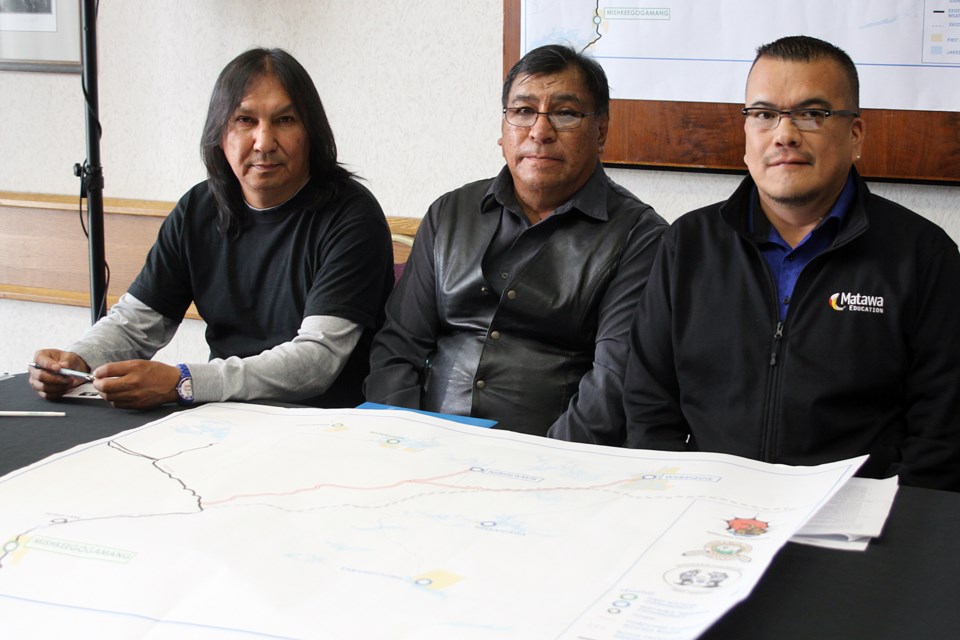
[0,0,80,74]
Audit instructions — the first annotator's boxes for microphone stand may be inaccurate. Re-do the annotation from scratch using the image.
[78,0,106,323]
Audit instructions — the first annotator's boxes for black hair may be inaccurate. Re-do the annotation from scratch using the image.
[501,44,610,115]
[752,35,860,110]
[200,48,353,236]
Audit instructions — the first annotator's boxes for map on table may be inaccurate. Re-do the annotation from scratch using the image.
[0,403,863,639]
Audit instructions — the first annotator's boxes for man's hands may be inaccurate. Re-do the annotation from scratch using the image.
[29,350,182,409]
[29,349,91,399]
[91,360,181,409]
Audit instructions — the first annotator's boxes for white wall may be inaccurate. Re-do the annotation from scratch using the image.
[1,1,957,373]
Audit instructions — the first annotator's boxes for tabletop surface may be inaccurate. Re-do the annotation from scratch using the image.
[2,373,958,639]
[0,373,184,477]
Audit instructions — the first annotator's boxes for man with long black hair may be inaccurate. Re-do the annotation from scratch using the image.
[30,48,393,409]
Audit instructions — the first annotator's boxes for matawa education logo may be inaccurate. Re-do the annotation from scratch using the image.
[829,292,885,314]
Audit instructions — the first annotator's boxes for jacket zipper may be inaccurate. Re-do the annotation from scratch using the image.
[761,320,784,461]
[769,321,783,366]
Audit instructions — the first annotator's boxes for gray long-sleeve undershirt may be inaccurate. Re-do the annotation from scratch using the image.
[66,293,361,403]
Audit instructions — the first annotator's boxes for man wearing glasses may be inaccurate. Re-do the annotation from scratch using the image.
[623,36,960,491]
[365,44,666,441]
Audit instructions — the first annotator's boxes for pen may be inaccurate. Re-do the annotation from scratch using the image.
[27,362,95,383]
[0,411,67,417]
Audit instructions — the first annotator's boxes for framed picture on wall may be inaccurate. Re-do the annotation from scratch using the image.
[0,0,80,73]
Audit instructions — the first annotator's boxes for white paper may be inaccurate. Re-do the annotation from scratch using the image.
[790,476,898,550]
[0,403,865,639]
[521,0,960,111]
[62,382,104,400]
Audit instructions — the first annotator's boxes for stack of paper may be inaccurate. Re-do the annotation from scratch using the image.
[791,476,899,550]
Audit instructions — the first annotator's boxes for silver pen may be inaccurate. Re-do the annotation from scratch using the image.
[0,411,67,417]
[28,362,95,383]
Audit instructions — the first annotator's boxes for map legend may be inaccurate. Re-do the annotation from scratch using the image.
[923,1,960,63]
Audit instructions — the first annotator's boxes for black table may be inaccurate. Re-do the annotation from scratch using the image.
[2,373,958,639]
[0,372,185,476]
[701,483,960,639]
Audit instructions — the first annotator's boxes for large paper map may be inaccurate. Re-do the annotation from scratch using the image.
[0,404,863,639]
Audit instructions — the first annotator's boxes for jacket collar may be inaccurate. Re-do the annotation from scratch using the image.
[480,162,611,222]
[721,168,871,246]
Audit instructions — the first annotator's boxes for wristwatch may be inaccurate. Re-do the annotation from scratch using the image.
[175,364,195,406]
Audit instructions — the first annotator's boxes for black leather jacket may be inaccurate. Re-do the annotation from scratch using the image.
[367,165,665,439]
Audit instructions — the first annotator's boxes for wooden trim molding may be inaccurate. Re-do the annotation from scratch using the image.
[0,191,420,319]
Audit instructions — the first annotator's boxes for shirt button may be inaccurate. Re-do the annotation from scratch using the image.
[506,290,517,300]
[476,380,486,390]
[490,330,501,340]
[783,296,791,305]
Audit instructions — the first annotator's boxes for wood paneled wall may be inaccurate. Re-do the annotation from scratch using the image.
[0,192,419,319]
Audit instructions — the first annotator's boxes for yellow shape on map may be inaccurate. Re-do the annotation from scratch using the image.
[413,569,464,590]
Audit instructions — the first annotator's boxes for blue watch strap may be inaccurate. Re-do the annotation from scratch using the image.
[175,363,194,406]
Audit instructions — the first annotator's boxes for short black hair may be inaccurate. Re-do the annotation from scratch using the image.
[752,35,860,110]
[502,44,610,115]
[200,48,352,236]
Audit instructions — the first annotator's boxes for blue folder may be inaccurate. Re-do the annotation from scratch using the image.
[355,402,497,429]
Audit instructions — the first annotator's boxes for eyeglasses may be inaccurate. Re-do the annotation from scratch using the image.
[741,107,859,131]
[502,107,596,131]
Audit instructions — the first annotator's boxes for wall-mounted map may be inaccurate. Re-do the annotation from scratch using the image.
[520,0,960,111]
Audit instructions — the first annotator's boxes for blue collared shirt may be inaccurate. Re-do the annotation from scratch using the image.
[752,173,856,321]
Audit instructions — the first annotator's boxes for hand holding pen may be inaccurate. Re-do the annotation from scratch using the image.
[28,350,94,400]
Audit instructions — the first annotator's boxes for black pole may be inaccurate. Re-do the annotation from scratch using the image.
[80,0,106,323]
